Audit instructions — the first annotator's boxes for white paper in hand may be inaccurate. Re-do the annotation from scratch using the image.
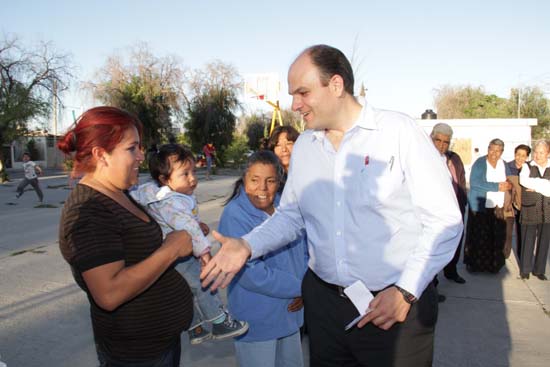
[343,280,374,330]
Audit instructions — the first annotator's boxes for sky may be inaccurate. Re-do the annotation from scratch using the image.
[2,0,549,132]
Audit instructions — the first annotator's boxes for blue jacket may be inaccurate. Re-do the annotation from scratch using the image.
[468,155,511,212]
[218,187,308,342]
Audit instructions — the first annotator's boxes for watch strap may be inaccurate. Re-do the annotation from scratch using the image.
[395,285,417,304]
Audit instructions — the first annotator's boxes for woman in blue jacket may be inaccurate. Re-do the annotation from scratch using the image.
[218,150,307,367]
[465,138,512,273]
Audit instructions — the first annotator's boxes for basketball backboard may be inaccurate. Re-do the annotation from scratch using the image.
[244,73,281,101]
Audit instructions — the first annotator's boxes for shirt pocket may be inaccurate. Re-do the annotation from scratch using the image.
[359,157,403,206]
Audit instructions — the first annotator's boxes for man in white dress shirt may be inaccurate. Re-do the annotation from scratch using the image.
[202,44,463,366]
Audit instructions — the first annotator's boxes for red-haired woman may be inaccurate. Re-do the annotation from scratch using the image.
[58,106,193,366]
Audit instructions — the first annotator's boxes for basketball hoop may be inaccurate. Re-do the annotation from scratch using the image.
[244,73,283,135]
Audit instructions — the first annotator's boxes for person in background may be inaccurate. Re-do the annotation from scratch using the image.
[506,144,531,260]
[430,123,467,284]
[465,138,512,273]
[58,106,194,367]
[218,150,307,367]
[201,44,462,366]
[16,152,44,203]
[267,125,300,192]
[130,143,248,345]
[518,139,550,280]
[202,141,216,180]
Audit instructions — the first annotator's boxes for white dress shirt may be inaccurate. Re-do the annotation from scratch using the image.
[243,103,463,297]
[520,160,550,197]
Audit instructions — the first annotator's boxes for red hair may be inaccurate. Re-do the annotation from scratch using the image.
[57,106,143,177]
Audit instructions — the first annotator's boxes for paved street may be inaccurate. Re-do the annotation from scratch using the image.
[0,170,549,366]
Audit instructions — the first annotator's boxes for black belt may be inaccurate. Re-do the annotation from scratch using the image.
[310,269,389,299]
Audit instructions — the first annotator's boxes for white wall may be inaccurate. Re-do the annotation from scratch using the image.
[418,118,537,180]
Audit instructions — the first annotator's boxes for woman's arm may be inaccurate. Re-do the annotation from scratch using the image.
[218,207,302,298]
[469,158,499,193]
[519,163,550,196]
[155,198,211,257]
[82,229,192,311]
[236,258,303,299]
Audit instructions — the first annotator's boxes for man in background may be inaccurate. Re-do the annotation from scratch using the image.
[202,141,216,180]
[431,123,467,284]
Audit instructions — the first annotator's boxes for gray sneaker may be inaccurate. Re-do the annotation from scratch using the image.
[211,313,249,340]
[188,325,212,345]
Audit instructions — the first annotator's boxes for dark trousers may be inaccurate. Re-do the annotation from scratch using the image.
[515,212,523,261]
[16,177,43,201]
[444,230,464,277]
[520,223,550,275]
[302,269,438,367]
[96,337,181,367]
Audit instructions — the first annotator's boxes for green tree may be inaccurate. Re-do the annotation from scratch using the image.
[245,113,268,150]
[434,85,510,119]
[0,35,72,181]
[223,133,249,169]
[184,61,241,164]
[434,84,550,140]
[89,43,186,149]
[509,87,550,139]
[185,87,239,165]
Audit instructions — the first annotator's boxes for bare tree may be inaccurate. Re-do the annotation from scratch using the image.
[186,59,242,98]
[88,42,188,147]
[0,34,73,181]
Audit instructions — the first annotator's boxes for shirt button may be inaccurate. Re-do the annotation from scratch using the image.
[336,231,341,236]
[336,201,341,206]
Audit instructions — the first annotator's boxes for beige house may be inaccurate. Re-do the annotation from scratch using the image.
[9,130,65,170]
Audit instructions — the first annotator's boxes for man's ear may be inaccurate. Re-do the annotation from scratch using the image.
[329,74,345,97]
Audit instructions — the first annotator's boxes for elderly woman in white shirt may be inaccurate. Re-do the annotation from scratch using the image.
[465,139,512,273]
[518,140,550,280]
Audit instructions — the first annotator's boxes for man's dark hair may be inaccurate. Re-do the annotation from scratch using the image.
[148,143,195,186]
[303,44,354,95]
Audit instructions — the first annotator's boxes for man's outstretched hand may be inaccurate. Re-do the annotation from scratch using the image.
[200,230,252,291]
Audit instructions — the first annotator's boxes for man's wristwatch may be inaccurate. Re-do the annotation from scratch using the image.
[394,285,417,304]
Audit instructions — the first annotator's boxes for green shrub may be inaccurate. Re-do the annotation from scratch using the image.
[223,134,249,169]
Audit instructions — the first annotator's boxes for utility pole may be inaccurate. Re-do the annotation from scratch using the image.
[517,87,521,118]
[52,80,58,168]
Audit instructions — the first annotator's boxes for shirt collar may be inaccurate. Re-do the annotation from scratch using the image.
[529,159,550,169]
[310,101,378,141]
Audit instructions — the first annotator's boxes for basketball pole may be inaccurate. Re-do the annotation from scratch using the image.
[267,100,283,136]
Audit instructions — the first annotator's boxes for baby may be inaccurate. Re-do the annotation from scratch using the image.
[130,143,248,344]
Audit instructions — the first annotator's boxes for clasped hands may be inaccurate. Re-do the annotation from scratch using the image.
[200,231,410,330]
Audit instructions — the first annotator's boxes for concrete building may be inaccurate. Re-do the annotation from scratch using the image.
[9,131,65,170]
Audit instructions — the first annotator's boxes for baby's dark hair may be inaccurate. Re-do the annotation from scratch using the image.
[148,143,195,186]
